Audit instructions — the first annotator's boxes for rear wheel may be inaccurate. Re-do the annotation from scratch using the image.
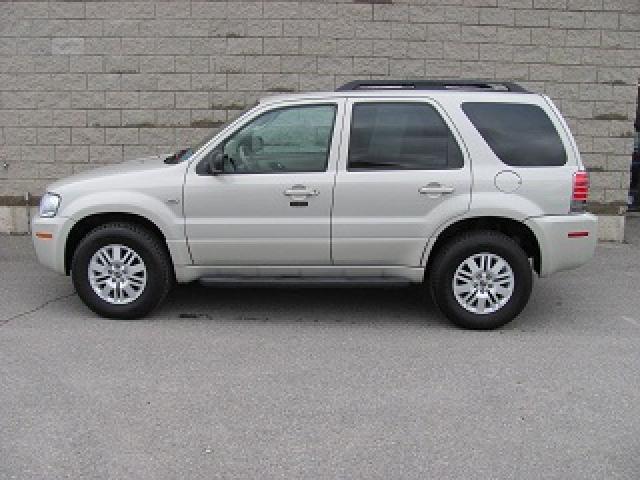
[71,222,173,319]
[429,231,532,330]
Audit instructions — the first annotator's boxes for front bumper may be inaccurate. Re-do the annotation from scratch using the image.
[525,213,597,277]
[31,215,70,275]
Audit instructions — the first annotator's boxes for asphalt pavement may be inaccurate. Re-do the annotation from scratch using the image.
[1,218,640,479]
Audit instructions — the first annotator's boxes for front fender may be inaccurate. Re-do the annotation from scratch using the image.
[62,191,183,241]
[59,191,192,274]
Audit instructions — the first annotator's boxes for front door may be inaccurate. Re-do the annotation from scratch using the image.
[184,100,343,266]
[332,98,472,266]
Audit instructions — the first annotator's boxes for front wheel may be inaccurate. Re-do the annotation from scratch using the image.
[71,222,173,319]
[429,231,533,330]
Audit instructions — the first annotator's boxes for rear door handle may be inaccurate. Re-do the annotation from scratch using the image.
[284,186,319,197]
[419,184,455,195]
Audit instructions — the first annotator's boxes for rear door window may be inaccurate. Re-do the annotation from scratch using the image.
[462,102,567,167]
[347,102,463,170]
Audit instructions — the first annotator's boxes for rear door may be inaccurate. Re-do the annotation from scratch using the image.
[332,98,472,266]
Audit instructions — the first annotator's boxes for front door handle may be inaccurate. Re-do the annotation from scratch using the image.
[419,184,455,195]
[284,186,320,197]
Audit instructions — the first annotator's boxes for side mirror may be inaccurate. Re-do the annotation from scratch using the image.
[196,151,226,175]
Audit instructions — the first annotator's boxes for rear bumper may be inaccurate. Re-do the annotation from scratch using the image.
[31,215,70,275]
[525,213,597,277]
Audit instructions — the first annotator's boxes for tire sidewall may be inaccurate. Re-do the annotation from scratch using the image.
[433,233,532,330]
[72,226,169,319]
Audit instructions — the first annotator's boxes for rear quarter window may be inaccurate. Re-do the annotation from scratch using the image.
[462,102,567,167]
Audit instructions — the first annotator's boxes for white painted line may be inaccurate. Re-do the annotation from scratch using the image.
[621,316,640,327]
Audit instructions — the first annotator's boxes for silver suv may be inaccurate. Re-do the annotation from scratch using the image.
[32,80,597,329]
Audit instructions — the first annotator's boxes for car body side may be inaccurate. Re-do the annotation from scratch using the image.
[31,90,597,283]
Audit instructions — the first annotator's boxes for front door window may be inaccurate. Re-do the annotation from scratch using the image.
[218,104,337,174]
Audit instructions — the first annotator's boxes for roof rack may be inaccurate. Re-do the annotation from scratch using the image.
[336,79,529,93]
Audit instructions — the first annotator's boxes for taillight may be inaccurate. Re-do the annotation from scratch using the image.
[571,171,589,212]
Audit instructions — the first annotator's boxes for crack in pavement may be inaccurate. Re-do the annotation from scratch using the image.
[0,292,76,327]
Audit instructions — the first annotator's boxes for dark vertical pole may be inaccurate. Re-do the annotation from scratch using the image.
[631,79,640,208]
[635,79,640,132]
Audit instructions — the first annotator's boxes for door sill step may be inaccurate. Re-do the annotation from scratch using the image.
[198,276,412,288]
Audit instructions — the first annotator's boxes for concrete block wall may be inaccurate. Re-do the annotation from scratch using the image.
[0,0,638,237]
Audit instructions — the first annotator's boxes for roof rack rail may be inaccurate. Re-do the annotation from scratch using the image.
[336,79,529,93]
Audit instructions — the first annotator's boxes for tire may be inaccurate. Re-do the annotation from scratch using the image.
[429,231,533,330]
[71,222,173,319]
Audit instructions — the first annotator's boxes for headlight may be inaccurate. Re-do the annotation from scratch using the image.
[39,192,61,218]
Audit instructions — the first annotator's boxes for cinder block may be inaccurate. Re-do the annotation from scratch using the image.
[281,56,317,74]
[176,92,210,109]
[4,128,37,146]
[139,56,175,73]
[318,57,353,75]
[585,12,619,29]
[70,56,103,73]
[336,39,374,57]
[566,29,601,47]
[51,38,85,55]
[122,110,155,127]
[191,74,227,91]
[373,4,409,23]
[389,58,426,76]
[106,92,139,109]
[52,110,87,127]
[247,20,283,38]
[103,20,140,37]
[227,38,262,55]
[156,2,190,19]
[598,215,625,242]
[86,2,155,19]
[88,73,120,91]
[55,146,89,163]
[283,20,319,38]
[105,128,139,145]
[139,92,175,109]
[515,9,549,26]
[37,128,70,145]
[353,57,389,75]
[104,55,139,74]
[264,38,300,55]
[263,2,300,20]
[139,128,175,146]
[226,74,263,91]
[391,23,427,41]
[89,145,123,163]
[157,74,191,91]
[71,92,105,110]
[337,4,373,21]
[550,11,585,28]
[72,127,105,145]
[245,55,281,73]
[175,56,209,73]
[157,109,190,127]
[22,146,54,163]
[479,8,516,25]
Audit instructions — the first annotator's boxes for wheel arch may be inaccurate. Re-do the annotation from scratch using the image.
[424,216,541,276]
[64,212,174,275]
